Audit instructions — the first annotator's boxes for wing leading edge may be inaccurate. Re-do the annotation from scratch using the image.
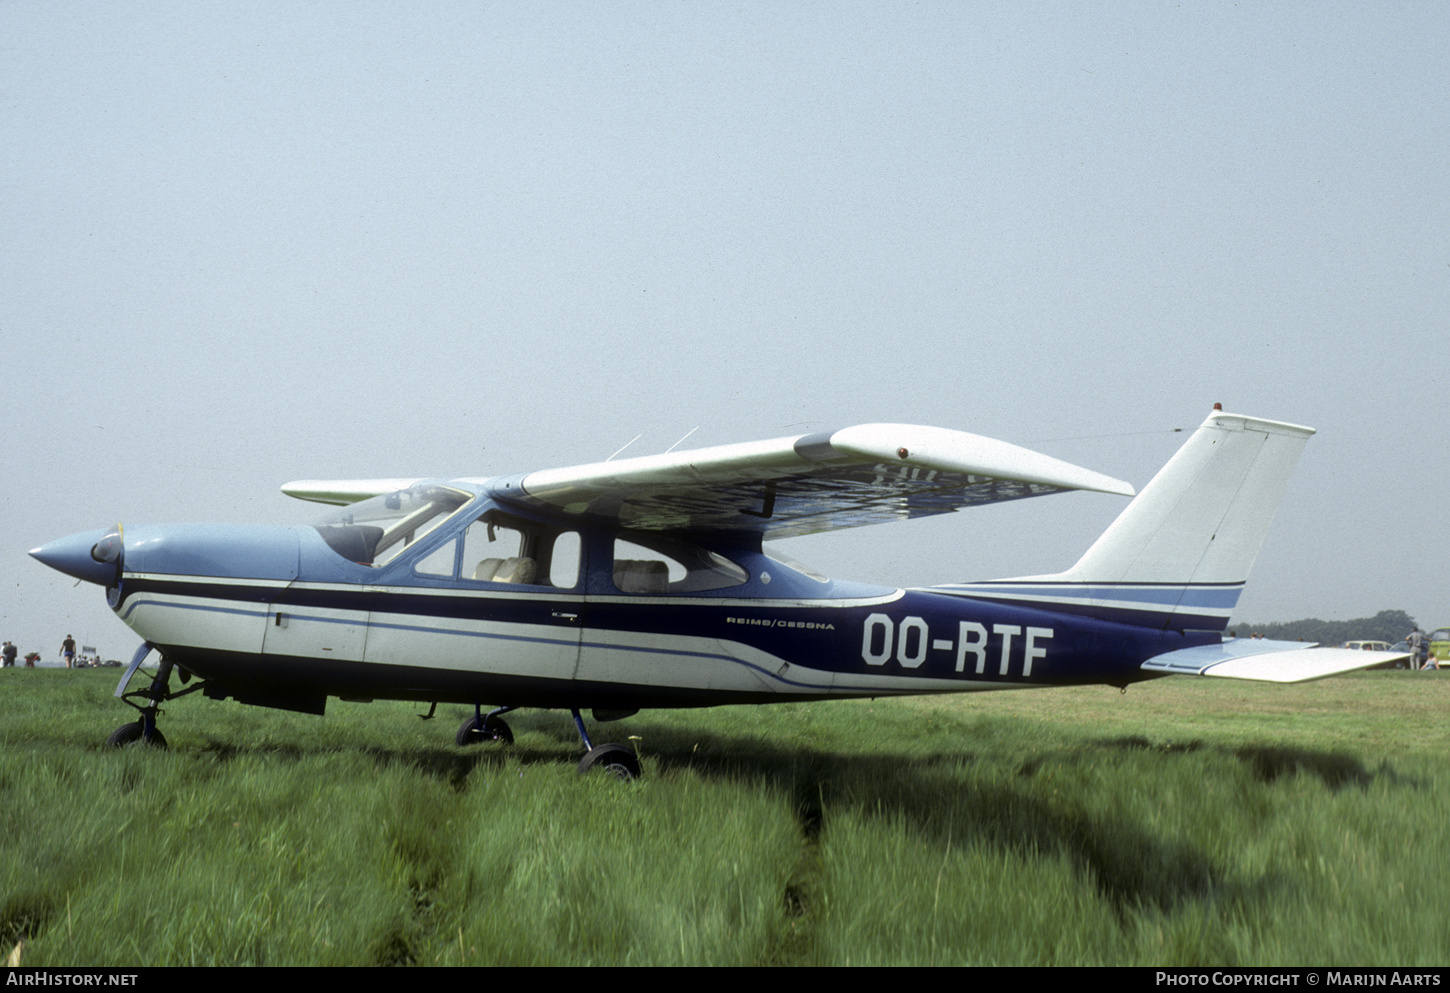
[489,423,1135,539]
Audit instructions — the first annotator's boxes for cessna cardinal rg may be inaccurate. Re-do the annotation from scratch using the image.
[30,406,1404,778]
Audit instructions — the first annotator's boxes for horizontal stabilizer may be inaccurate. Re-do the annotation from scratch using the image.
[1143,638,1407,683]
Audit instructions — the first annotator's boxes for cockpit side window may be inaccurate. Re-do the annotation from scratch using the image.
[414,540,458,578]
[457,510,581,589]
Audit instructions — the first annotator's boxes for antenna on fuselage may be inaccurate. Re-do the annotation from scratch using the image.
[662,427,699,453]
[604,434,642,462]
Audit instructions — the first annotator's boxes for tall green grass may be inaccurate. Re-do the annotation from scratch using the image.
[2,668,1446,965]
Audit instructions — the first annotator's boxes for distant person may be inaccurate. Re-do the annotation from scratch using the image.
[1,641,14,667]
[1406,627,1425,671]
[60,634,75,668]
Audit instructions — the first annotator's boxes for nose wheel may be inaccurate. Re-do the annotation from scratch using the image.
[109,652,174,749]
[107,645,202,749]
[105,720,167,749]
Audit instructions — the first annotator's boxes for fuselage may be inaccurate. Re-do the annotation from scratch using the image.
[39,483,1214,716]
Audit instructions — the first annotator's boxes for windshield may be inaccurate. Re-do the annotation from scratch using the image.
[313,484,472,567]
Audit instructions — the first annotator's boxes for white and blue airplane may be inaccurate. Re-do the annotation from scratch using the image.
[30,406,1404,778]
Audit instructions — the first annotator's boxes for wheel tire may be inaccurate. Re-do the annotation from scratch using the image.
[577,742,640,781]
[105,721,168,749]
[456,714,514,747]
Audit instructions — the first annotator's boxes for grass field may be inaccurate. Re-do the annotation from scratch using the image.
[2,667,1446,966]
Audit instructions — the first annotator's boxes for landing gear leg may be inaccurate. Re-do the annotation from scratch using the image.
[108,654,174,748]
[571,708,640,780]
[456,704,515,746]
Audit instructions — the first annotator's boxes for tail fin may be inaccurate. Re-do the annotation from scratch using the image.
[1065,410,1315,588]
[942,409,1315,632]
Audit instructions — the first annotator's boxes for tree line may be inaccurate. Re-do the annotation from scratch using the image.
[1229,609,1423,645]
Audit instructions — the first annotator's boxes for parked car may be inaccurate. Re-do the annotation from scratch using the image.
[1343,640,1399,670]
[1429,628,1450,666]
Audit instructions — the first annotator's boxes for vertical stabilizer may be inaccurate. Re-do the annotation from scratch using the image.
[934,410,1315,631]
[1065,410,1314,587]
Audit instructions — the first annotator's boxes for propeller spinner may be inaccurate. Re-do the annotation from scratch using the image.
[30,525,125,587]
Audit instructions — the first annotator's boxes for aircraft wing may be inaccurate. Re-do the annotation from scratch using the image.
[1142,638,1409,683]
[488,424,1135,539]
[281,478,426,506]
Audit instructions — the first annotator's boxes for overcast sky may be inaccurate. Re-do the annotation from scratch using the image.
[3,2,1446,660]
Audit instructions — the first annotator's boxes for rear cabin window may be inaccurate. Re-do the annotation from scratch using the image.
[612,533,747,594]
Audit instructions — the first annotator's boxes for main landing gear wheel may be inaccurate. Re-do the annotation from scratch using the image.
[456,713,514,746]
[577,743,640,781]
[106,721,168,749]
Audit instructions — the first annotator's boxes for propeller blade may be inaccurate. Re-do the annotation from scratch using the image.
[91,525,123,565]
